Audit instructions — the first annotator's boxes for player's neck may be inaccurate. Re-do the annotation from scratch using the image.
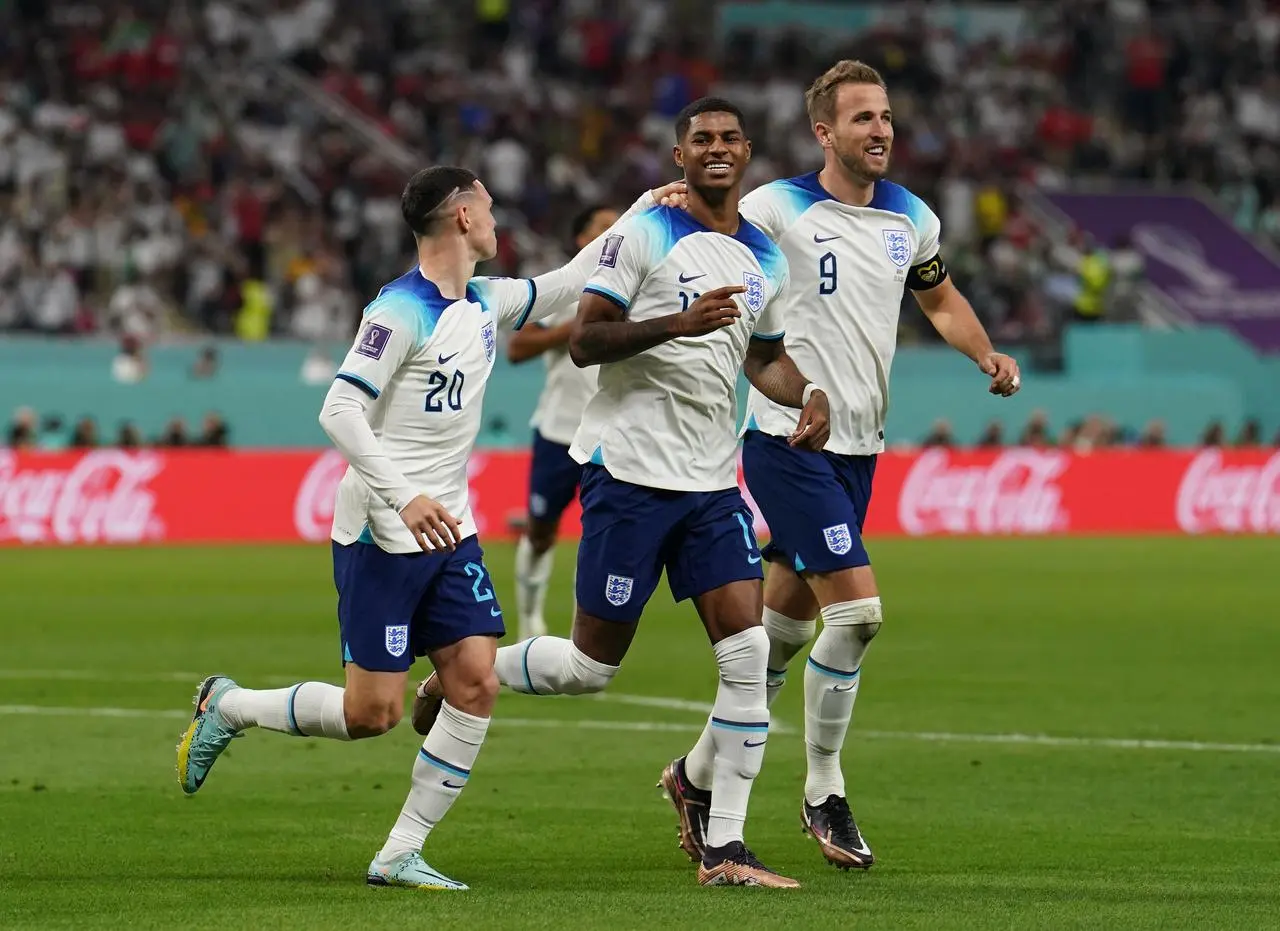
[416,239,475,300]
[685,186,740,235]
[818,164,875,208]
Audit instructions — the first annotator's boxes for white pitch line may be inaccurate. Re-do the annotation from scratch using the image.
[0,704,702,733]
[858,729,1280,755]
[0,704,1276,754]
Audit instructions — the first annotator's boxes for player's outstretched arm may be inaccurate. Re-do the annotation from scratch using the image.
[505,320,572,363]
[569,286,743,367]
[913,277,1021,397]
[743,335,831,451]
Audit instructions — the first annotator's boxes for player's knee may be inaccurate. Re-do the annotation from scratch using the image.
[526,521,557,554]
[344,696,402,738]
[714,626,770,689]
[821,597,883,644]
[446,668,500,715]
[560,643,617,694]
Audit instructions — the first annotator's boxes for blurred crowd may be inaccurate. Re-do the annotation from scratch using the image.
[915,412,1280,451]
[6,406,229,450]
[1,0,1278,350]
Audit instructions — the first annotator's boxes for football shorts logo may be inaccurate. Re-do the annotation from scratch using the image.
[481,321,496,362]
[742,271,766,314]
[385,624,410,658]
[882,229,911,267]
[356,322,392,359]
[599,234,624,268]
[823,523,853,556]
[605,574,634,606]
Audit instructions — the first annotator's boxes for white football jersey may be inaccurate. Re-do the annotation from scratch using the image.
[528,300,598,447]
[572,205,789,492]
[740,173,942,455]
[328,272,540,552]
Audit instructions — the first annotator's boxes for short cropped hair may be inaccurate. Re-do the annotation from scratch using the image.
[805,60,887,125]
[401,166,479,237]
[674,96,747,142]
[570,203,614,242]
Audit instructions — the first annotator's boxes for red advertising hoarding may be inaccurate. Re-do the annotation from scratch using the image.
[1,447,1278,546]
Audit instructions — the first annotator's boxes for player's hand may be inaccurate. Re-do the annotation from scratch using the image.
[673,286,744,337]
[979,352,1021,397]
[399,495,462,553]
[651,180,688,210]
[789,389,831,451]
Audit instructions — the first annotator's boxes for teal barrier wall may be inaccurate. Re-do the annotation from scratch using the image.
[1,326,1275,448]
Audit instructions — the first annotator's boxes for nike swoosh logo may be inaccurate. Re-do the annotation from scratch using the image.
[442,780,466,789]
[744,739,767,748]
[833,684,856,692]
[490,606,503,617]
[437,352,459,364]
[813,234,841,243]
[678,272,706,283]
[748,554,761,565]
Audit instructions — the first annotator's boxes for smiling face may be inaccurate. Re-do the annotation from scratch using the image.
[817,81,894,184]
[673,111,751,194]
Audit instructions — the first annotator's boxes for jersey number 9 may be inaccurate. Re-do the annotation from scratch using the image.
[818,252,838,295]
[425,370,465,412]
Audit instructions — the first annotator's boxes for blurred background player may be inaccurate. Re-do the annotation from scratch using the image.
[176,166,677,891]
[506,203,621,640]
[482,96,831,888]
[664,61,1022,871]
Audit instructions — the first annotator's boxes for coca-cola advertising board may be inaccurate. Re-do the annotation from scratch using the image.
[2,447,1278,546]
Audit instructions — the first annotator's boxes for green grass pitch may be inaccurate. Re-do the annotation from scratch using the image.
[2,538,1279,929]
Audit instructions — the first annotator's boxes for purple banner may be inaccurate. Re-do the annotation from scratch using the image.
[1043,191,1280,352]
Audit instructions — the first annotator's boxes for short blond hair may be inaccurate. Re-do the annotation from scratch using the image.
[805,60,887,125]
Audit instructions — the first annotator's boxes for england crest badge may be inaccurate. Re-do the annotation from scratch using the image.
[481,320,496,362]
[742,271,766,315]
[606,574,634,607]
[385,624,410,658]
[882,229,911,267]
[823,523,853,556]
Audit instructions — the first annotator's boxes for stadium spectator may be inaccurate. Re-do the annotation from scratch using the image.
[159,417,189,447]
[1018,410,1054,447]
[111,335,149,383]
[976,420,1004,448]
[198,412,229,447]
[1236,419,1264,448]
[117,421,145,448]
[190,345,219,379]
[7,407,37,449]
[1200,421,1227,447]
[1138,419,1167,448]
[38,414,68,451]
[70,417,99,448]
[921,419,955,447]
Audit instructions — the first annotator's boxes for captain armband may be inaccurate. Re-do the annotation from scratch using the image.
[906,254,948,291]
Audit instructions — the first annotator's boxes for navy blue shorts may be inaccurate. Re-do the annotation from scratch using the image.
[575,464,764,623]
[527,430,582,526]
[331,536,506,673]
[742,430,877,575]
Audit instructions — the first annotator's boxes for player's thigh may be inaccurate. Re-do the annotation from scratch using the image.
[763,560,820,621]
[806,564,880,609]
[742,430,871,577]
[427,634,499,717]
[526,431,581,549]
[573,464,670,633]
[667,488,765,644]
[413,536,507,658]
[570,606,640,667]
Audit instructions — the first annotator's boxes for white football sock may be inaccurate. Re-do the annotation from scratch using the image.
[683,608,813,790]
[514,536,553,638]
[803,597,882,805]
[379,703,489,861]
[219,682,350,739]
[705,627,770,850]
[493,636,617,695]
[763,606,817,708]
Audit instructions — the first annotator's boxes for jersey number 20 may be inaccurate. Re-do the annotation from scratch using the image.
[425,370,465,412]
[818,252,838,295]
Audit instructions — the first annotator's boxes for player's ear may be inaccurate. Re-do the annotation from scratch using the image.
[813,121,833,150]
[744,139,752,163]
[672,144,684,169]
[455,202,471,234]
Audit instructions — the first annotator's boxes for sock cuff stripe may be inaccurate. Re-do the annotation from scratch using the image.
[710,716,769,732]
[807,656,860,680]
[766,667,788,678]
[418,748,471,779]
[286,684,303,736]
[521,637,541,695]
